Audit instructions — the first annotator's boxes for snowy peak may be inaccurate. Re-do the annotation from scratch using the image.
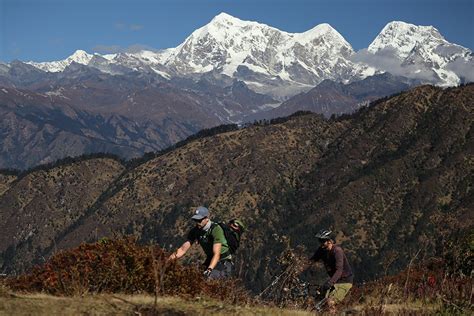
[165,12,355,90]
[295,23,352,50]
[364,21,473,86]
[368,21,446,57]
[66,50,94,64]
[300,23,340,39]
[207,12,276,31]
[186,12,280,46]
[200,14,348,48]
[210,12,247,25]
[27,50,94,73]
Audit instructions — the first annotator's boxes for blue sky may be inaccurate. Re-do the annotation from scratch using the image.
[1,0,473,62]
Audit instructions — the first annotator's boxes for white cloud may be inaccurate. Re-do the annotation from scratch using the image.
[92,44,158,54]
[93,45,123,54]
[446,58,474,83]
[351,48,439,82]
[115,22,144,32]
[130,24,144,31]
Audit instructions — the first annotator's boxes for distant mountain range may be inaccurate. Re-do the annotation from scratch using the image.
[0,13,472,169]
[1,84,472,289]
[20,14,473,93]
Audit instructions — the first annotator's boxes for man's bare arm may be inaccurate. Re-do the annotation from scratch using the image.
[169,241,192,260]
[208,243,222,269]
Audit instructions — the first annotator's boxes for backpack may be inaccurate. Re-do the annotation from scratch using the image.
[213,219,244,254]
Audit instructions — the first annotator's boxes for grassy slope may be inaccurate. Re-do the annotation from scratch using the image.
[0,292,446,315]
[0,293,313,316]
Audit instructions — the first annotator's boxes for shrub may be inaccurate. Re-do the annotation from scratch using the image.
[346,258,473,314]
[6,237,250,304]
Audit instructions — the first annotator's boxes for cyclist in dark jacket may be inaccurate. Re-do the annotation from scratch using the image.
[310,229,353,314]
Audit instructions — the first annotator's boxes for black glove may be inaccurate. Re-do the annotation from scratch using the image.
[321,281,333,292]
[203,268,213,278]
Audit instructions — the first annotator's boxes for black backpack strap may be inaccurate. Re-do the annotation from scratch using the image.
[206,222,218,241]
[209,222,219,234]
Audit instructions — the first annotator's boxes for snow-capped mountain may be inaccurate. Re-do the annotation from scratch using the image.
[23,13,364,98]
[160,13,357,91]
[369,22,447,57]
[364,21,473,86]
[28,50,94,72]
[21,14,474,96]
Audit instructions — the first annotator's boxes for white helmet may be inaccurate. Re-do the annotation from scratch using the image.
[315,229,332,240]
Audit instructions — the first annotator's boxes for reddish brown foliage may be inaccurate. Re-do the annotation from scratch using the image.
[344,259,473,313]
[5,237,250,303]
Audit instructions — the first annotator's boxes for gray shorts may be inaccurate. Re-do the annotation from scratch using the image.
[209,260,234,279]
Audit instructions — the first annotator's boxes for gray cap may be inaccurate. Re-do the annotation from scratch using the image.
[191,206,209,220]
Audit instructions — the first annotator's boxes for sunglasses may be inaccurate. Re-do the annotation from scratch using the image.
[319,238,330,243]
[192,217,207,223]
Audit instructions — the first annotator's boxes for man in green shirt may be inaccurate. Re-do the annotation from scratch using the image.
[169,206,233,279]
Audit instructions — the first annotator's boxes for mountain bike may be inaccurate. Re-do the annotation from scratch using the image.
[258,263,329,312]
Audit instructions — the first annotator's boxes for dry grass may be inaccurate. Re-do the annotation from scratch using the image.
[0,291,450,315]
[0,282,13,298]
[0,293,313,316]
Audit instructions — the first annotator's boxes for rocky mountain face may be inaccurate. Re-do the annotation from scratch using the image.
[0,60,408,170]
[0,65,279,169]
[0,85,216,169]
[248,72,417,120]
[1,85,472,290]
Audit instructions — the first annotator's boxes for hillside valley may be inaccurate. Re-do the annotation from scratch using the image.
[0,84,472,292]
